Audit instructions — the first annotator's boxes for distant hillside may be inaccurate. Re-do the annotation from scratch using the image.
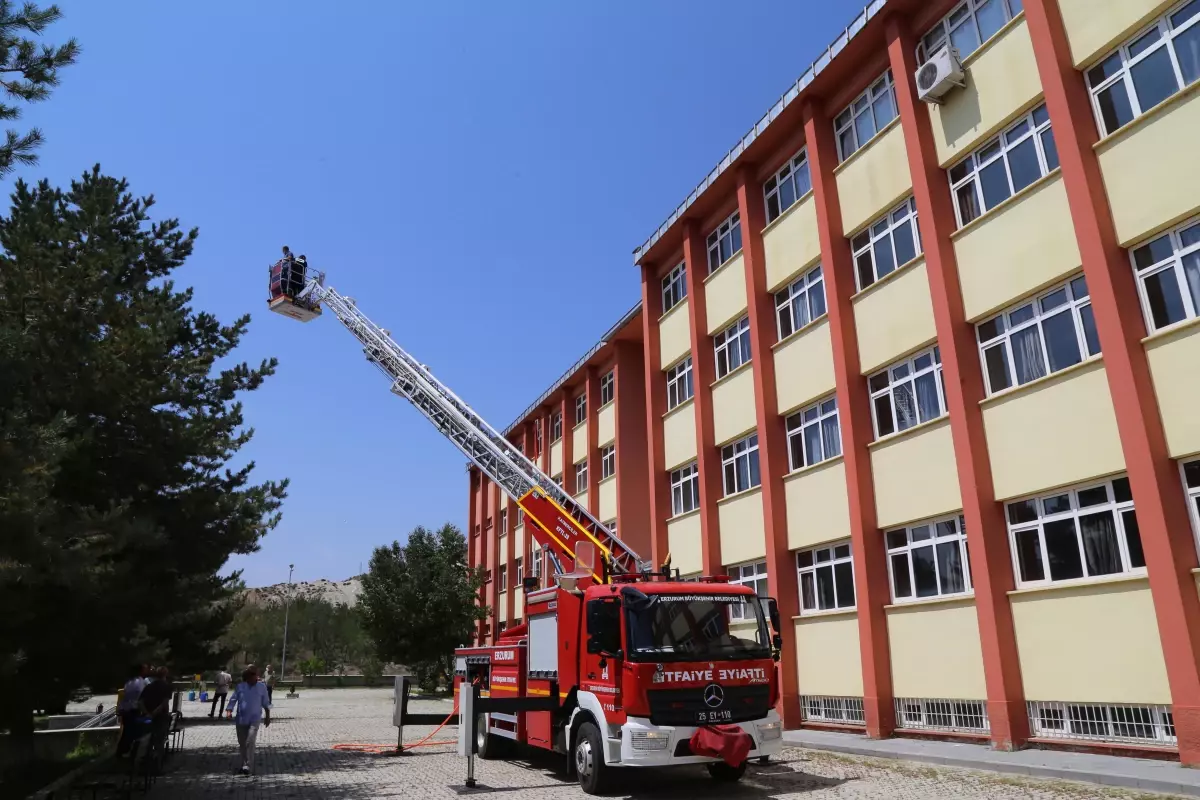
[245,576,362,607]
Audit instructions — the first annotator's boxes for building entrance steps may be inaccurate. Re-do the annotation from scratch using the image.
[783,727,1200,797]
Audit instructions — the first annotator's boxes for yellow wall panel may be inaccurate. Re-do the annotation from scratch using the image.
[711,365,758,445]
[574,490,589,509]
[514,524,525,560]
[705,253,748,334]
[887,599,988,700]
[514,587,524,618]
[852,259,937,374]
[1012,579,1170,703]
[871,419,962,528]
[571,421,588,462]
[598,476,617,522]
[1146,323,1200,458]
[1057,0,1174,67]
[659,300,691,368]
[794,615,864,697]
[929,18,1042,167]
[499,534,508,564]
[596,402,615,447]
[836,121,913,236]
[1099,88,1200,246]
[954,174,1081,320]
[774,319,836,413]
[982,361,1124,500]
[667,512,703,576]
[718,488,766,565]
[663,401,698,470]
[549,441,563,477]
[785,458,852,551]
[763,194,821,292]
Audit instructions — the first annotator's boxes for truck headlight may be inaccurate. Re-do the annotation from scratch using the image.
[758,721,782,741]
[630,731,670,751]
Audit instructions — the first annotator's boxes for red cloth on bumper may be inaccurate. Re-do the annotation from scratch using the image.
[689,724,753,766]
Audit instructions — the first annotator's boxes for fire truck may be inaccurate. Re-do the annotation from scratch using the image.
[268,258,785,793]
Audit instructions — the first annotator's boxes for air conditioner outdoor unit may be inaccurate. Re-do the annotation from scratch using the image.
[916,44,966,104]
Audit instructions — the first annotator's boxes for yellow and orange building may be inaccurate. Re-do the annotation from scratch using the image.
[467,0,1200,763]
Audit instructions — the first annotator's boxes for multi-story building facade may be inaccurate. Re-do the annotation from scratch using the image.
[468,0,1200,763]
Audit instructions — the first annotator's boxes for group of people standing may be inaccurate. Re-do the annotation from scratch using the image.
[116,664,175,759]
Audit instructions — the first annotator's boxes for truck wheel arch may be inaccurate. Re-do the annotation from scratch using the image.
[568,691,613,766]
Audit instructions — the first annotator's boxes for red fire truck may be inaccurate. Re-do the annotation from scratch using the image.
[270,261,786,793]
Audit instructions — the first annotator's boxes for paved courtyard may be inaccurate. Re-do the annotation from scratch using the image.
[127,688,1181,799]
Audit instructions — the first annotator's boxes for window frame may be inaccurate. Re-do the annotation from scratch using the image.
[976,274,1100,395]
[706,210,743,274]
[574,394,587,425]
[665,356,695,411]
[499,508,507,536]
[720,433,761,496]
[670,461,700,517]
[948,103,1058,228]
[775,264,827,340]
[918,0,1026,64]
[1006,476,1146,589]
[868,346,947,440]
[551,412,563,442]
[600,444,616,480]
[1129,215,1200,333]
[498,563,508,594]
[885,514,973,604]
[714,315,752,379]
[661,261,687,313]
[785,395,842,471]
[851,198,922,291]
[764,147,812,224]
[514,556,523,586]
[834,70,898,162]
[599,371,615,407]
[1084,1,1200,137]
[728,560,768,620]
[574,460,588,490]
[796,541,856,615]
[1182,459,1200,558]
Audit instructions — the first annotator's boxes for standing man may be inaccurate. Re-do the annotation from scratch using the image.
[209,667,232,718]
[138,667,173,758]
[116,664,146,756]
[227,665,271,776]
[263,664,276,703]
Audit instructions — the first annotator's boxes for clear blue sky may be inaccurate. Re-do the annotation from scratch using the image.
[26,0,864,587]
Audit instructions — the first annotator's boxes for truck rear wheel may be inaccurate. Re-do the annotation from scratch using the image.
[476,713,511,760]
[573,721,610,795]
[707,760,748,783]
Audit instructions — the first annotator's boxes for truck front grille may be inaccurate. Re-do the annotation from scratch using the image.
[646,684,770,727]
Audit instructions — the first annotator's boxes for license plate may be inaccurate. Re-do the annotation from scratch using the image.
[697,710,732,723]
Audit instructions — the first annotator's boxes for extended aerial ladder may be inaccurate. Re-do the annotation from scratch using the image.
[267,261,648,586]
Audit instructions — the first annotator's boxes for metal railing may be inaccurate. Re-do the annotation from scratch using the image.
[894,697,989,734]
[800,695,866,725]
[1027,701,1176,747]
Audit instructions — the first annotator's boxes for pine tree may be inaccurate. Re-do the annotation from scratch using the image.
[0,168,287,739]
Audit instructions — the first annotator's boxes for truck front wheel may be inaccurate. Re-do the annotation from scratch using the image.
[707,760,748,783]
[573,721,610,795]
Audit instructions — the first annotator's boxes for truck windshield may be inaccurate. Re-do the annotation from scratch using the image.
[624,593,771,662]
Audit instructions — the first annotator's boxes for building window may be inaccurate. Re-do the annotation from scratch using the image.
[919,0,1025,63]
[729,561,768,620]
[499,508,507,535]
[977,275,1101,394]
[786,396,841,471]
[575,460,588,490]
[498,564,507,594]
[851,198,921,291]
[553,473,563,488]
[599,371,615,406]
[514,556,523,585]
[574,393,586,425]
[551,412,562,442]
[606,519,617,536]
[1130,216,1200,332]
[834,70,898,162]
[1086,1,1200,137]
[714,315,752,379]
[535,420,543,453]
[662,261,687,313]
[1186,459,1200,535]
[797,542,856,614]
[949,104,1059,227]
[869,346,946,439]
[721,433,761,496]
[775,265,827,339]
[670,462,700,516]
[516,509,524,527]
[707,210,742,273]
[600,445,615,479]
[1007,476,1146,587]
[764,148,812,223]
[666,356,694,410]
[886,515,972,602]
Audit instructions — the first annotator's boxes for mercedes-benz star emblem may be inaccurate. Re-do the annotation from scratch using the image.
[702,683,724,708]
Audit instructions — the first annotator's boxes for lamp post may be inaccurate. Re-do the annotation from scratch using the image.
[280,564,295,680]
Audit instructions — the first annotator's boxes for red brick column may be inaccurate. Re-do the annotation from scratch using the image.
[585,367,601,513]
[682,221,724,577]
[803,99,895,738]
[560,392,574,493]
[735,164,801,726]
[885,14,1029,750]
[640,264,672,569]
[1024,0,1200,763]
[614,340,651,560]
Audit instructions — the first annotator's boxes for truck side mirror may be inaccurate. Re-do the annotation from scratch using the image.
[763,597,782,634]
[585,598,622,657]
